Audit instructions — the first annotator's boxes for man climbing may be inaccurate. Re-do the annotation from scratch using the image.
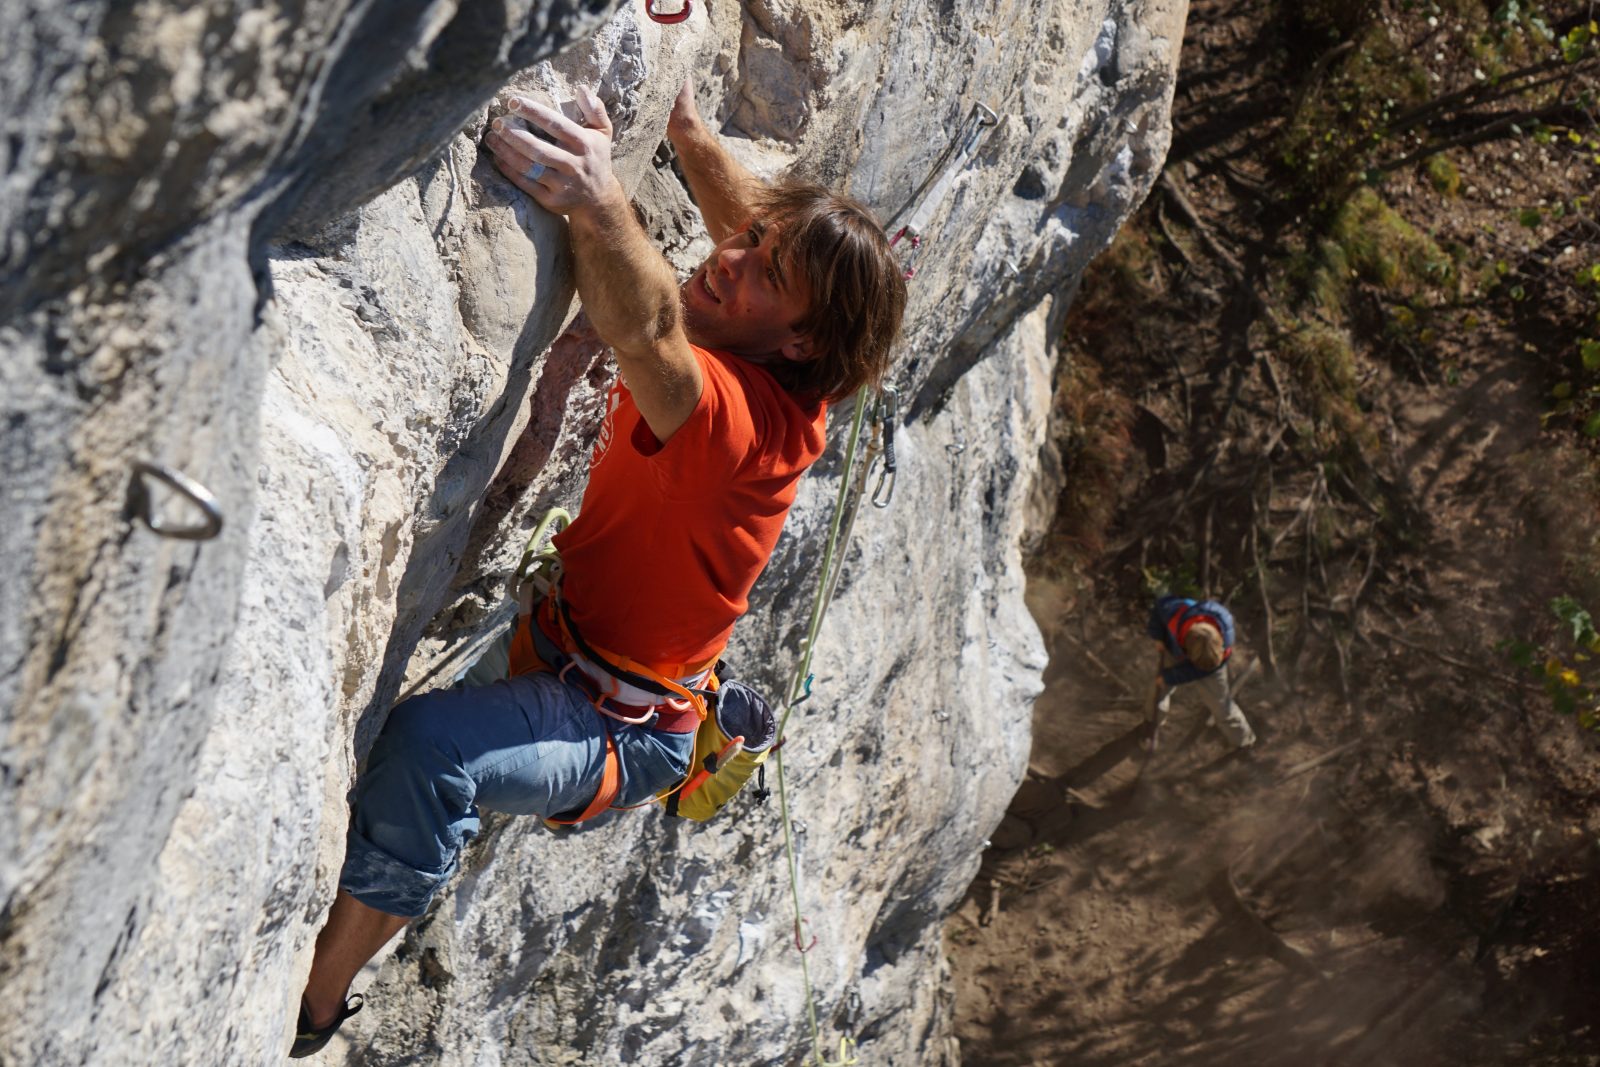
[290,81,906,1057]
[1145,594,1256,750]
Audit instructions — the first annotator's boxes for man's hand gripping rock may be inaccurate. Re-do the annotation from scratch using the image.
[485,87,625,221]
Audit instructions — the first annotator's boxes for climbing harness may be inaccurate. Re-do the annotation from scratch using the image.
[517,588,711,826]
[869,386,898,509]
[644,0,691,24]
[884,101,999,279]
[127,461,223,541]
[507,506,781,825]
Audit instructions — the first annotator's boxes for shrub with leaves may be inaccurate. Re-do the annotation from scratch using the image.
[1505,595,1600,729]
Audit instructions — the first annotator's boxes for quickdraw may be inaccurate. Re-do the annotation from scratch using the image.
[645,0,691,24]
[882,100,1000,281]
[870,386,898,509]
[127,461,223,542]
[888,226,922,279]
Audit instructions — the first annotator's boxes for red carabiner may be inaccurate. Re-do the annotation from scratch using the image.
[646,0,691,24]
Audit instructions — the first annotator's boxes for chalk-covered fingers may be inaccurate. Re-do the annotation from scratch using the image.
[485,89,622,217]
[485,120,570,199]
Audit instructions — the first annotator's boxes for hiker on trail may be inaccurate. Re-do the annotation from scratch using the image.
[1146,595,1257,750]
[290,80,906,1058]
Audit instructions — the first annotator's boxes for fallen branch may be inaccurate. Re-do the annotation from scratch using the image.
[1366,627,1527,689]
[1064,787,1106,811]
[1385,53,1575,135]
[1277,739,1364,783]
[1159,170,1247,281]
[1268,469,1326,557]
[1381,98,1598,173]
[1062,634,1142,699]
[1216,865,1329,982]
[1154,194,1204,275]
[980,878,1002,927]
[1251,498,1279,677]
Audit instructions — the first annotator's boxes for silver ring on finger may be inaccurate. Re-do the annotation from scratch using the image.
[523,161,546,182]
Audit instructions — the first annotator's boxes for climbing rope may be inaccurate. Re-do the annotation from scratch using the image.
[769,98,1000,1065]
[773,386,878,1067]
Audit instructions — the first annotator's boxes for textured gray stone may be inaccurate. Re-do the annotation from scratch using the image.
[0,1,1186,1063]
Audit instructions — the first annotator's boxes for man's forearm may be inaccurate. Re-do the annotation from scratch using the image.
[567,188,682,354]
[667,117,765,243]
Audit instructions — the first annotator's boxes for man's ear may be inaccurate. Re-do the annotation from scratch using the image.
[779,334,816,363]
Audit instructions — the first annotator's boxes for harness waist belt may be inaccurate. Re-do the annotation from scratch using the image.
[528,609,703,735]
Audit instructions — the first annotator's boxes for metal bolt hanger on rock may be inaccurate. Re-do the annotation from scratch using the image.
[645,0,691,24]
[127,461,224,542]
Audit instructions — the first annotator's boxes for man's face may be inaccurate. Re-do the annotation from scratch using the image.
[681,219,815,363]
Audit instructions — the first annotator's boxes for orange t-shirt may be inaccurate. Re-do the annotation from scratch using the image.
[551,345,827,675]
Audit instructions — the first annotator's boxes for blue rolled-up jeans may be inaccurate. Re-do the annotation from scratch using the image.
[339,670,693,917]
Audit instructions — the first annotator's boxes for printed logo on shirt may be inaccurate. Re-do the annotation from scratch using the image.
[592,385,623,468]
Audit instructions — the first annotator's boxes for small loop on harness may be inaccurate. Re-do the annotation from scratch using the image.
[870,386,898,509]
[645,0,691,23]
[128,461,224,542]
[595,699,657,726]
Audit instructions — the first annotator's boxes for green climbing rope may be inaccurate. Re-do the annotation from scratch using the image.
[775,386,875,1067]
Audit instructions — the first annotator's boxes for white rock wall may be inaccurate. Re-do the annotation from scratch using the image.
[0,1,1186,1063]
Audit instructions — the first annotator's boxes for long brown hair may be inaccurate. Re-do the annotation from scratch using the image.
[754,182,907,403]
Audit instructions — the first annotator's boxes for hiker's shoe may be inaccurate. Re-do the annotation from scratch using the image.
[290,994,363,1059]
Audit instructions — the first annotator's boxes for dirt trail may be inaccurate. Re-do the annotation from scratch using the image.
[948,2,1600,1063]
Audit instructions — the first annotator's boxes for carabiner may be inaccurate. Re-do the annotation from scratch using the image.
[889,225,923,279]
[790,671,816,708]
[645,0,691,24]
[871,386,898,509]
[128,461,224,541]
[517,506,571,588]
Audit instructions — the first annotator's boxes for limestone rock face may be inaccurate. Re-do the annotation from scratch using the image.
[0,1,1186,1064]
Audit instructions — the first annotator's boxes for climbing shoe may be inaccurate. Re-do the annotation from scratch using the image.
[290,993,364,1059]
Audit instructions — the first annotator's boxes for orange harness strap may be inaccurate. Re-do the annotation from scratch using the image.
[509,613,623,826]
[545,729,621,826]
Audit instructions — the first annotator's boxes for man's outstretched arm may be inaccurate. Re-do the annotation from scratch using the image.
[486,89,701,443]
[666,80,766,243]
